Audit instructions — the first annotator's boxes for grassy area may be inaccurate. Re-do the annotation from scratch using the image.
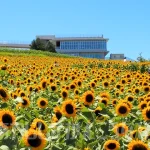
[0,47,74,58]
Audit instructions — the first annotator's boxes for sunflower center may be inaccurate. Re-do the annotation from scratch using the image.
[42,82,46,88]
[132,144,147,150]
[22,99,28,105]
[117,127,125,134]
[40,100,46,106]
[78,81,81,86]
[107,143,116,149]
[0,89,7,98]
[36,122,45,130]
[128,97,133,101]
[86,94,93,103]
[104,82,109,86]
[141,104,147,109]
[27,134,42,147]
[118,106,127,114]
[70,84,75,89]
[56,112,62,120]
[135,89,139,93]
[146,110,150,119]
[51,86,56,91]
[2,114,13,126]
[65,104,74,114]
[101,100,107,105]
[95,110,102,117]
[62,91,67,98]
[20,93,25,97]
[144,87,149,92]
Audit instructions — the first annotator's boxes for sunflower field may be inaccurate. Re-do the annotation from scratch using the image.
[0,53,150,150]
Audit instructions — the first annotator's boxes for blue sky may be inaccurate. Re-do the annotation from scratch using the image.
[0,0,150,60]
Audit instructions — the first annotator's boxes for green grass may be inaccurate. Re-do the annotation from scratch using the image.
[0,47,75,58]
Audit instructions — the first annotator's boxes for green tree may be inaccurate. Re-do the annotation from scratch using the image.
[45,41,56,53]
[30,38,56,53]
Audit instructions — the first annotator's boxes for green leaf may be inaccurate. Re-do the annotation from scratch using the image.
[0,145,10,150]
[1,103,8,108]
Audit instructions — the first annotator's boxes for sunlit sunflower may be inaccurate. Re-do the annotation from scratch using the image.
[90,81,96,88]
[126,95,134,102]
[143,86,150,93]
[112,99,117,106]
[102,80,110,88]
[27,85,33,93]
[19,90,26,97]
[40,79,47,89]
[30,118,48,133]
[19,97,30,108]
[142,107,150,121]
[0,110,16,129]
[104,139,120,150]
[82,91,94,106]
[115,103,130,117]
[50,84,57,92]
[54,106,62,121]
[139,101,147,110]
[61,89,68,99]
[100,92,110,100]
[133,87,140,94]
[37,98,48,109]
[23,129,47,150]
[100,98,109,106]
[0,87,9,102]
[127,140,148,150]
[113,123,128,137]
[62,99,76,118]
[70,83,76,90]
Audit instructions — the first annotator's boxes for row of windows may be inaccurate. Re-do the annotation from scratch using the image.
[68,53,104,59]
[57,40,107,50]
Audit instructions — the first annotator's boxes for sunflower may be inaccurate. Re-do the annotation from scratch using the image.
[22,129,47,150]
[133,87,140,94]
[112,99,117,106]
[115,103,130,117]
[142,107,150,121]
[70,83,76,90]
[50,84,57,91]
[40,79,47,89]
[82,91,94,106]
[100,98,109,106]
[94,107,102,118]
[102,80,110,88]
[143,86,150,93]
[19,90,26,97]
[0,87,9,102]
[37,98,48,109]
[62,99,76,118]
[30,118,48,133]
[74,89,79,95]
[139,101,147,110]
[54,106,62,120]
[0,110,16,129]
[19,97,30,108]
[61,89,68,99]
[130,130,139,139]
[27,85,33,93]
[104,140,120,150]
[90,81,96,88]
[127,140,148,150]
[126,95,134,102]
[113,123,128,137]
[100,92,110,100]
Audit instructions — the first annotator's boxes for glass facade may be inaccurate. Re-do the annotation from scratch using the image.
[57,40,107,50]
